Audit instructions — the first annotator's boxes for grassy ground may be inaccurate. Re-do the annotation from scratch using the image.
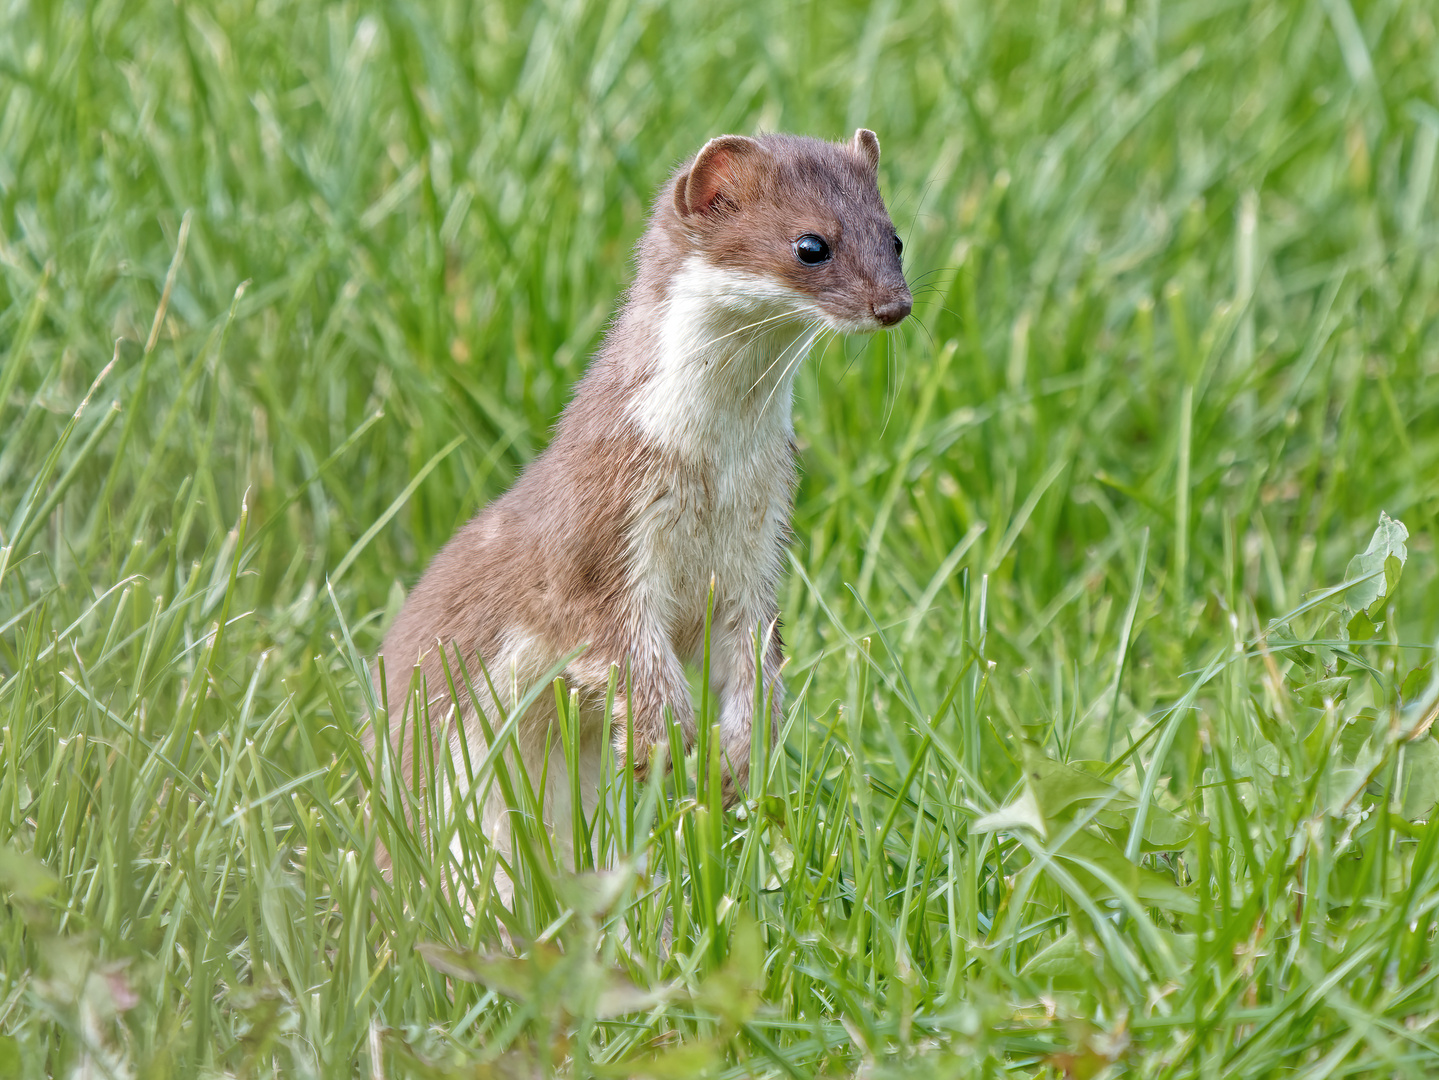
[3,0,1439,1075]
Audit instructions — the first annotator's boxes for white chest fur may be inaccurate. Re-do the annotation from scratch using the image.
[626,257,821,649]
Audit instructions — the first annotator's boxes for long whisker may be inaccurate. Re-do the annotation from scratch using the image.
[879,326,901,438]
[713,301,828,382]
[670,307,800,368]
[758,321,824,414]
[910,313,938,351]
[747,314,822,394]
[759,333,813,416]
[837,332,866,381]
[907,177,938,246]
[751,318,817,400]
[908,266,963,285]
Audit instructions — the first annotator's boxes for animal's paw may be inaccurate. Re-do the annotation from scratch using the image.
[611,737,666,784]
[717,765,751,809]
[626,752,651,783]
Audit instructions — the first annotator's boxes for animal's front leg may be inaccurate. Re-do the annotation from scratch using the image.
[601,618,695,780]
[711,607,786,802]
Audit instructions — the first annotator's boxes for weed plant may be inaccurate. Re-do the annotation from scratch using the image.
[2,0,1439,1076]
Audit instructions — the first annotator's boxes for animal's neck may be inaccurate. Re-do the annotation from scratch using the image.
[628,256,822,459]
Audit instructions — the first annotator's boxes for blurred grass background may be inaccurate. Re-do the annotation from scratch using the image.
[2,0,1439,1076]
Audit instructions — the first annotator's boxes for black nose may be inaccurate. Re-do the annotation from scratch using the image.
[872,294,912,327]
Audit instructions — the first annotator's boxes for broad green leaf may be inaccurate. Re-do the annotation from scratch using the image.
[1094,804,1193,853]
[1400,737,1439,821]
[1057,831,1197,915]
[1344,512,1408,617]
[1337,709,1378,757]
[1020,744,1114,819]
[1297,675,1351,708]
[1346,609,1380,643]
[1013,743,1194,850]
[1401,664,1434,706]
[0,845,58,903]
[1020,929,1093,988]
[974,786,1047,837]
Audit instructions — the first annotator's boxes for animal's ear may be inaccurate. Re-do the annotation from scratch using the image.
[852,128,881,172]
[674,135,763,218]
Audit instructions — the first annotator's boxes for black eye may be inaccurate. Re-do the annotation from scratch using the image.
[793,234,831,265]
[893,235,903,258]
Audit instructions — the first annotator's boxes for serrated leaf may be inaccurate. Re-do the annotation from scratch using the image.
[1058,830,1197,914]
[1020,930,1092,987]
[1346,609,1379,643]
[974,786,1047,837]
[1297,675,1350,708]
[1344,512,1408,616]
[1095,804,1193,852]
[1020,744,1114,820]
[1266,620,1300,647]
[1017,744,1194,851]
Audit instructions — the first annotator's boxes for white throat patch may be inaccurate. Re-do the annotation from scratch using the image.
[629,257,828,457]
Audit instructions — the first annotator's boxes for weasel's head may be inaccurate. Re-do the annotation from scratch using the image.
[662,129,912,333]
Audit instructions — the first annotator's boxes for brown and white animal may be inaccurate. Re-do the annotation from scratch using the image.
[371,129,911,882]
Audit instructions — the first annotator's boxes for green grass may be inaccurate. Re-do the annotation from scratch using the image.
[3,0,1439,1075]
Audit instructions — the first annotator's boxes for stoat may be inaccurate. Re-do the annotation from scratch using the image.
[372,129,911,875]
